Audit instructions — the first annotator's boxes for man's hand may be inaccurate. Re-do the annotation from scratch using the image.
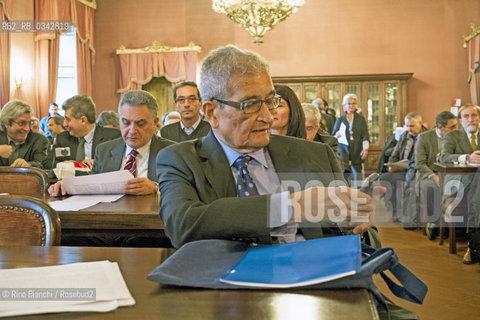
[123,178,157,195]
[82,159,94,168]
[10,159,30,168]
[469,151,480,164]
[0,145,13,158]
[360,149,368,160]
[48,181,67,197]
[290,186,384,234]
[431,174,440,186]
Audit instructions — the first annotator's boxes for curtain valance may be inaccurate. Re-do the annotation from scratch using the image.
[116,41,201,94]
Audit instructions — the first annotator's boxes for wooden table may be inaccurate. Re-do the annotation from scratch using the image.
[0,246,380,320]
[431,163,479,252]
[52,193,165,239]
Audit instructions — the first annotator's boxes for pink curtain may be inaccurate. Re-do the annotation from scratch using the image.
[468,33,480,105]
[34,0,66,118]
[118,50,198,93]
[73,0,95,96]
[0,0,11,108]
[34,0,95,118]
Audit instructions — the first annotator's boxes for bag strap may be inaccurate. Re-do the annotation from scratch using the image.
[362,244,428,304]
[379,264,428,304]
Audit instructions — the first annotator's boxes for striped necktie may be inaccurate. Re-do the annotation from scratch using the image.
[233,155,259,197]
[124,149,138,177]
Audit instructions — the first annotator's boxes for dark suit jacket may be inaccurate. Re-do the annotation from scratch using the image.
[52,125,121,166]
[314,131,344,171]
[377,135,397,173]
[160,119,211,142]
[92,135,175,180]
[0,126,49,168]
[156,131,345,248]
[439,129,479,197]
[389,127,427,164]
[332,113,370,166]
[415,130,439,177]
[439,129,478,163]
[323,112,335,134]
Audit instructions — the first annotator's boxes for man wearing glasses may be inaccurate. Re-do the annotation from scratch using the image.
[160,81,211,142]
[0,100,49,168]
[156,45,380,249]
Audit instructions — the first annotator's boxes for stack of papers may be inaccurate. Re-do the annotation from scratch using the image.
[49,194,125,211]
[0,261,135,318]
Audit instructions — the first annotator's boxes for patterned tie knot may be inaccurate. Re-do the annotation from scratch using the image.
[124,149,139,177]
[233,155,251,170]
[129,149,139,157]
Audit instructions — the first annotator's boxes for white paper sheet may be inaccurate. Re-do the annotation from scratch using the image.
[48,194,125,211]
[0,261,135,318]
[62,171,133,195]
[337,122,349,145]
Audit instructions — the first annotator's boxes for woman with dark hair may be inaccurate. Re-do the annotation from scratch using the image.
[272,85,343,170]
[271,85,306,139]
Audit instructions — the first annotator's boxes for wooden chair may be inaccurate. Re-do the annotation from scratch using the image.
[0,194,61,246]
[0,167,49,200]
[439,197,468,254]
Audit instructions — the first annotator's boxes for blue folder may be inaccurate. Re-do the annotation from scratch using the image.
[219,234,361,288]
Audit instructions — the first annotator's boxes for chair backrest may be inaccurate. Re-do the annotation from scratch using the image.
[0,167,49,200]
[0,194,61,246]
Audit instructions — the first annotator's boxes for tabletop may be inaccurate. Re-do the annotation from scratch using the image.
[51,193,165,240]
[0,246,380,320]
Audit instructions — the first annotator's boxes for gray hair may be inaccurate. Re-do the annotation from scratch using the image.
[161,111,181,126]
[199,44,271,102]
[342,93,358,106]
[311,98,325,109]
[62,95,97,123]
[31,117,39,125]
[302,103,322,127]
[96,111,119,129]
[458,104,480,118]
[405,112,422,122]
[118,90,158,119]
[0,100,33,126]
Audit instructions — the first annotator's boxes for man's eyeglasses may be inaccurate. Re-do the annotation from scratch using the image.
[176,96,200,104]
[212,95,281,114]
[11,120,35,127]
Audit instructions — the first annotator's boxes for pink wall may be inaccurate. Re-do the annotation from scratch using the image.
[8,0,35,112]
[9,1,477,126]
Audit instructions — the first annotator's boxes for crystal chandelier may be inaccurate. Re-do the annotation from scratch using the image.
[212,0,305,44]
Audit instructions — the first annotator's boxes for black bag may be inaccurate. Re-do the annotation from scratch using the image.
[147,239,428,315]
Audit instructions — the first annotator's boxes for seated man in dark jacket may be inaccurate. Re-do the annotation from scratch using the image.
[0,100,48,168]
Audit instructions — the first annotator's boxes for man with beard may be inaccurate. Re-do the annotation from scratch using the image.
[440,104,480,264]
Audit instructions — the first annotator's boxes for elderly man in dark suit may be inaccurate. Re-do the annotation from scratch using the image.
[50,95,121,168]
[0,100,49,168]
[49,90,175,196]
[415,111,457,239]
[440,104,480,263]
[156,45,380,250]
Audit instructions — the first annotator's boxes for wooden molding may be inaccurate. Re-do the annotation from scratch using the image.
[272,73,414,83]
